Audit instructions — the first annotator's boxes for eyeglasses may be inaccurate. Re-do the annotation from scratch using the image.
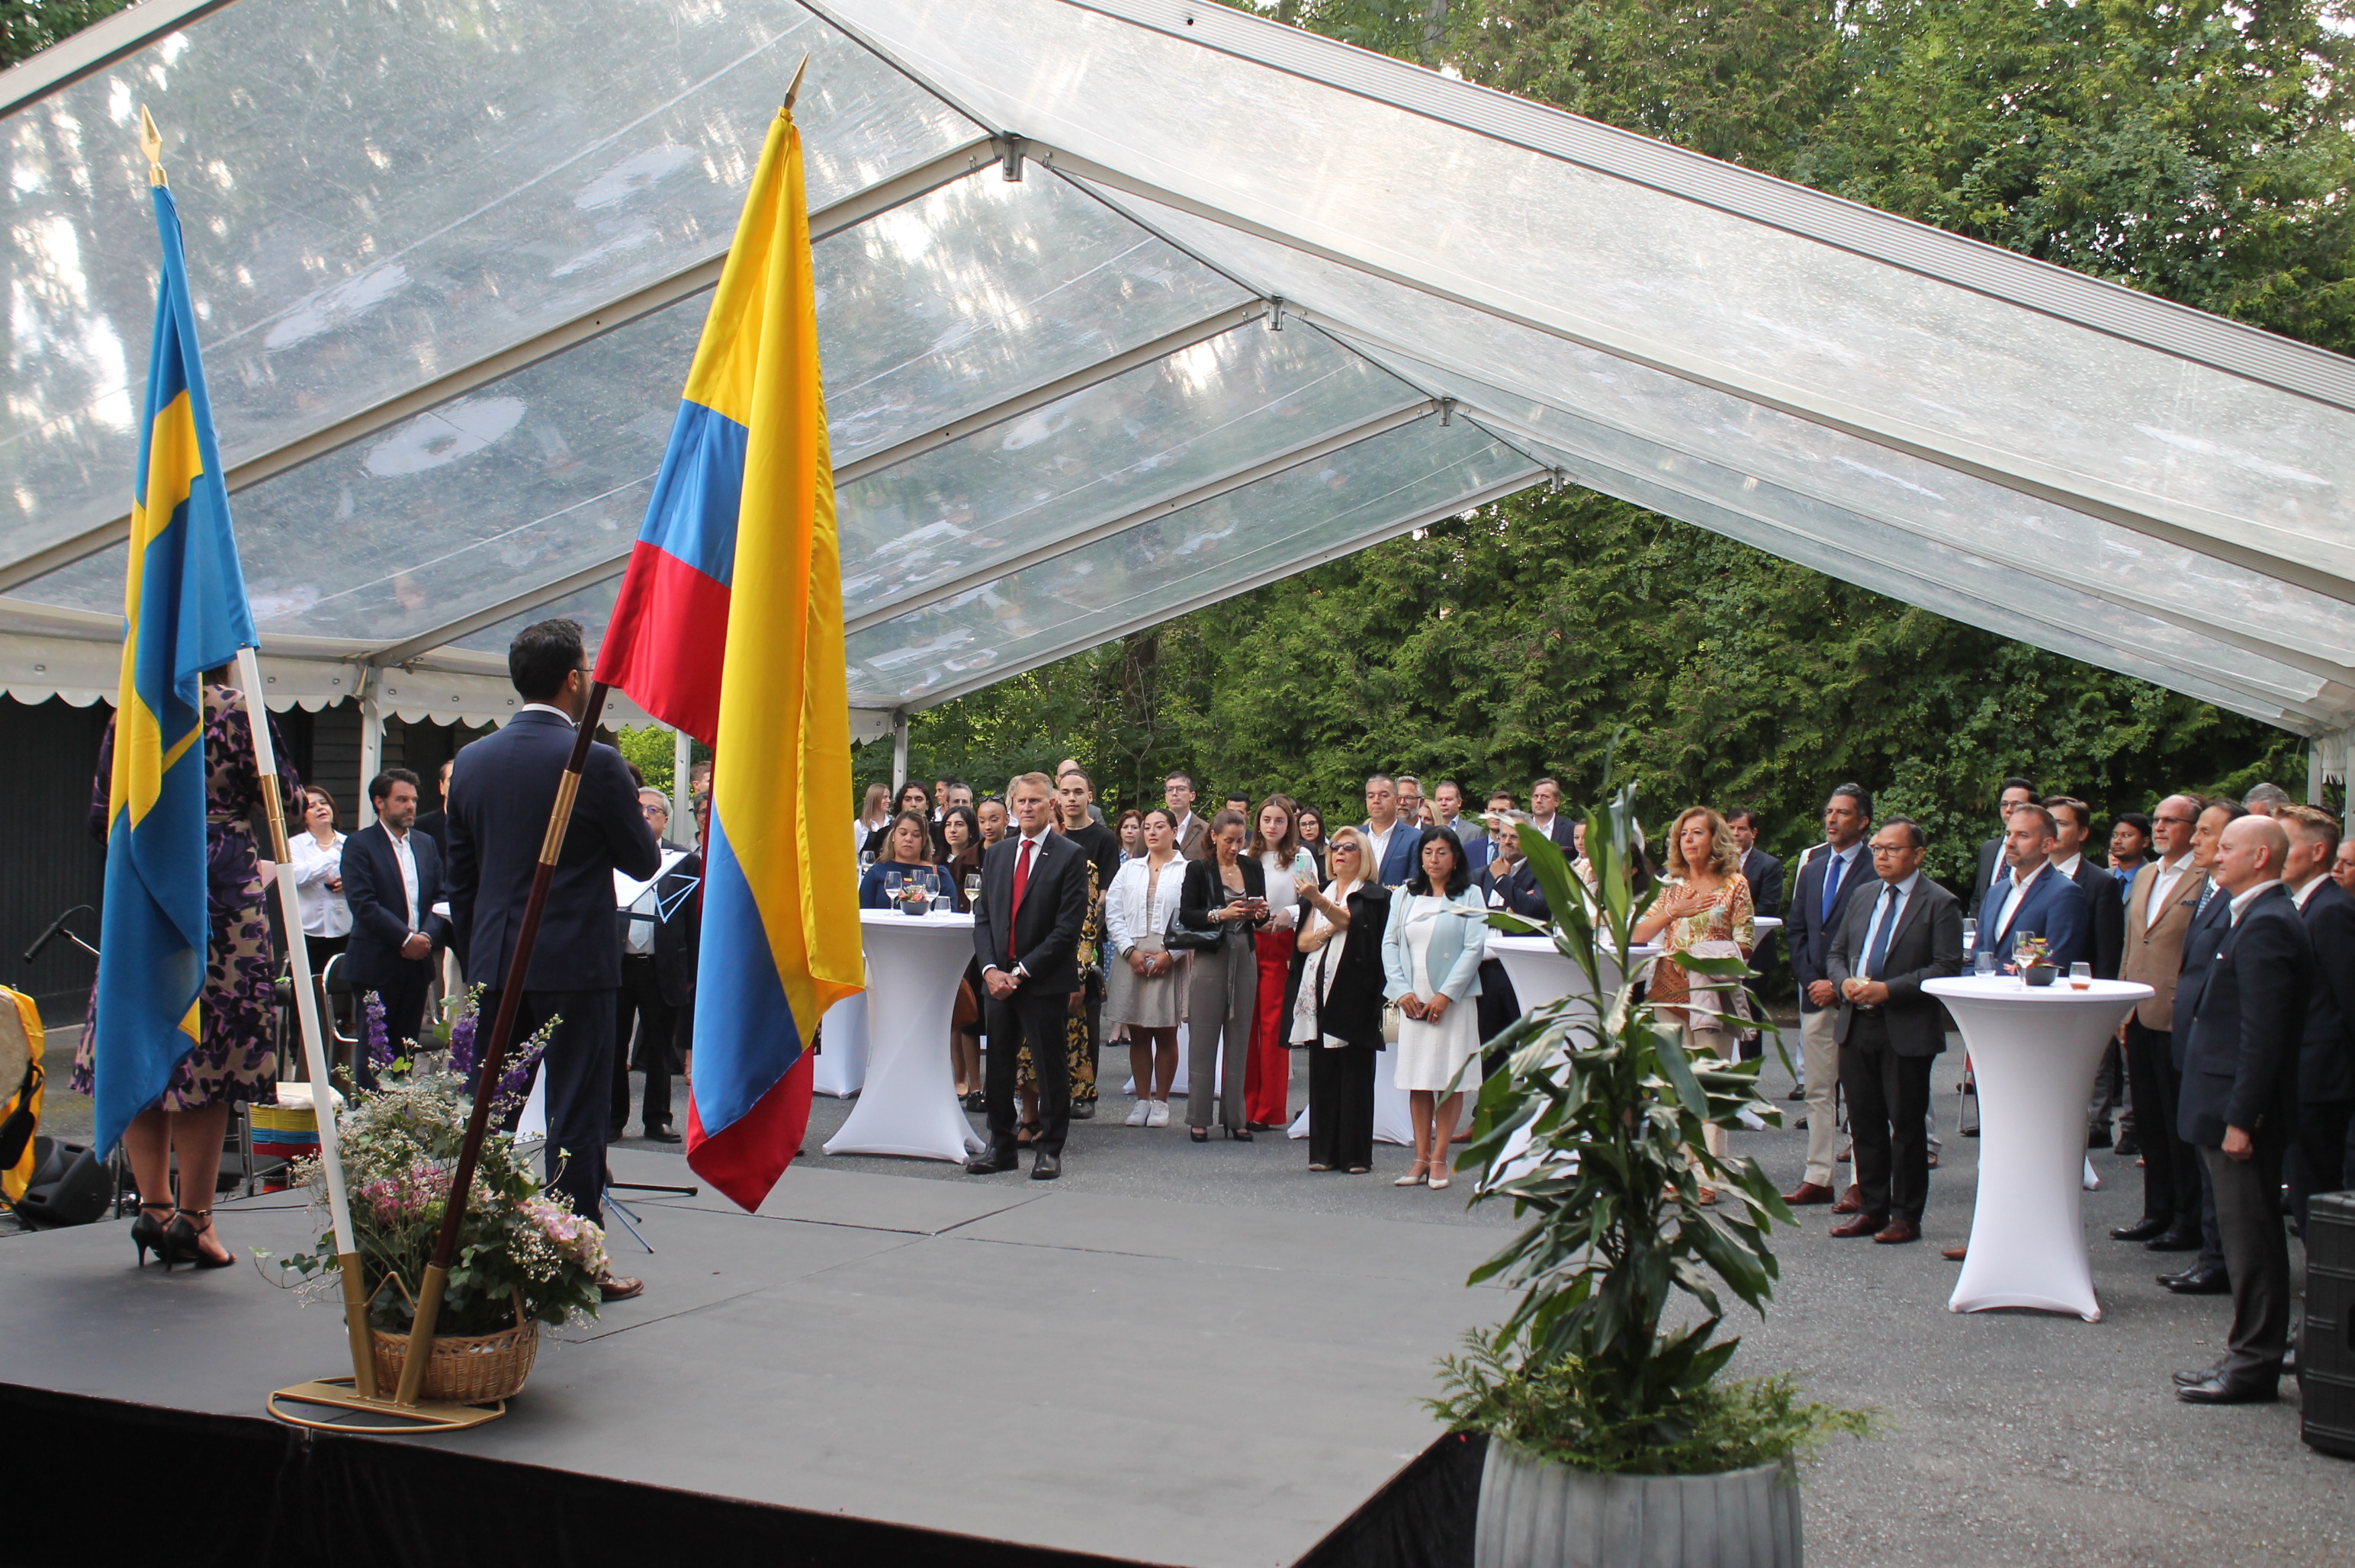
[2153,814,2196,827]
[1331,844,1360,856]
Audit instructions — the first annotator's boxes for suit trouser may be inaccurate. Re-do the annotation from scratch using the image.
[483,986,615,1226]
[2087,1039,2125,1132]
[1800,1005,1840,1188]
[2292,1097,2354,1225]
[2126,1021,2199,1229]
[358,962,432,1092]
[985,987,1071,1158]
[1308,1040,1377,1171]
[611,955,678,1134]
[1187,937,1256,1132]
[2203,1138,2292,1380]
[1837,1011,1934,1222]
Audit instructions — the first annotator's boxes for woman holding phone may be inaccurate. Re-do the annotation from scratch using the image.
[1178,811,1269,1141]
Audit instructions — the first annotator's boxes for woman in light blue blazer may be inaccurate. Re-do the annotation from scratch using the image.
[1382,825,1487,1189]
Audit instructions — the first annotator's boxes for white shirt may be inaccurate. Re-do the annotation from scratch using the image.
[2145,851,2195,930]
[517,702,575,725]
[989,828,1054,978]
[289,831,352,938]
[1855,871,1920,979]
[2293,874,2330,910]
[1258,848,1313,930]
[385,825,421,931]
[1364,819,1397,872]
[2228,879,2284,924]
[2053,852,2084,881]
[1989,860,2048,940]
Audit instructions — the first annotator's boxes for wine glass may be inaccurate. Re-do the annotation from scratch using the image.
[859,850,876,875]
[927,868,948,914]
[963,872,982,909]
[1960,917,1977,955]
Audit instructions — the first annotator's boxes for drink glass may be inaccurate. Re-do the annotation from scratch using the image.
[1974,951,1997,977]
[1960,917,1977,955]
[2069,962,2093,991]
[964,872,982,908]
[859,850,876,874]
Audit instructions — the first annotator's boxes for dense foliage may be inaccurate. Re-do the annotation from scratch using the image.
[0,1,130,69]
[863,0,2339,882]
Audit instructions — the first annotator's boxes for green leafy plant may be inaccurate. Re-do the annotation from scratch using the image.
[1435,775,1869,1472]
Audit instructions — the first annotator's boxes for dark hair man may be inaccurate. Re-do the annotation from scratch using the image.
[1164,773,1206,860]
[1783,783,1874,1209]
[1981,802,2090,974]
[2276,805,2355,1219]
[1968,776,2041,922]
[340,766,447,1089]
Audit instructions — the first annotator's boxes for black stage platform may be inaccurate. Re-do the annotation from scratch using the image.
[1,1149,1499,1567]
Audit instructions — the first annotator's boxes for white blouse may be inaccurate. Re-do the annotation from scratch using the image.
[1104,853,1187,956]
[1257,848,1319,930]
[288,831,352,938]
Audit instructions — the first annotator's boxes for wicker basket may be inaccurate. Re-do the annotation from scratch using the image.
[370,1295,538,1405]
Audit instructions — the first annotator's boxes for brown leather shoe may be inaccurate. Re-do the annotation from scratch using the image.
[1832,1187,1864,1215]
[598,1273,645,1302]
[1830,1213,1888,1239]
[1874,1217,1921,1245]
[1940,1245,1968,1261]
[1782,1181,1836,1206]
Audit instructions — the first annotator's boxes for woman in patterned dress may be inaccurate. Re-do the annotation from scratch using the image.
[79,679,298,1268]
[1633,806,1756,1203]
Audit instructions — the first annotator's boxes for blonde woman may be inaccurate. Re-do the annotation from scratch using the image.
[1633,805,1756,1201]
[855,782,892,857]
[1292,827,1391,1173]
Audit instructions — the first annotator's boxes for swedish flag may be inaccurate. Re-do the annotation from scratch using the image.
[92,170,257,1156]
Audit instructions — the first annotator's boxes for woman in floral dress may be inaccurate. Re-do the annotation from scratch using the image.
[1633,806,1756,1203]
[79,679,299,1268]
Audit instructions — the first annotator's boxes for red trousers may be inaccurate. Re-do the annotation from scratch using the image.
[1243,927,1296,1126]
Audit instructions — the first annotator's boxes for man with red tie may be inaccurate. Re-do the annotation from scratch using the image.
[967,772,1091,1180]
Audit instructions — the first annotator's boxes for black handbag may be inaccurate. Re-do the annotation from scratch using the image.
[1163,904,1222,953]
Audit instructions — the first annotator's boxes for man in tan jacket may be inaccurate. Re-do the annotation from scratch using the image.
[2112,794,2210,1252]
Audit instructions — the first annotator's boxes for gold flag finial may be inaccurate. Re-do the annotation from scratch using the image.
[138,105,167,187]
[782,53,811,114]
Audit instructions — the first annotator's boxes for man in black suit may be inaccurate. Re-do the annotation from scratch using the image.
[412,757,455,860]
[2173,815,2314,1403]
[612,786,701,1145]
[1782,784,1874,1207]
[2046,795,2129,1146]
[1965,776,2039,923]
[341,767,449,1085]
[1726,808,1783,1059]
[446,619,660,1295]
[2161,796,2246,1294]
[1527,777,1576,850]
[1823,817,1962,1245]
[2279,805,2355,1215]
[967,772,1091,1180]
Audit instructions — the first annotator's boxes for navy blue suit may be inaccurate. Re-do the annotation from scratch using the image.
[1364,821,1422,888]
[339,823,449,1079]
[1979,863,2090,973]
[445,708,660,1223]
[2067,859,2126,980]
[2292,879,2355,1209]
[1790,844,1870,1014]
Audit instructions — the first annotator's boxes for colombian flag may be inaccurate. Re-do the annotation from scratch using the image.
[595,106,864,1210]
[93,177,259,1157]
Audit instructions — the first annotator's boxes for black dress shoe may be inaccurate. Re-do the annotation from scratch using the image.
[1786,1084,1806,1100]
[2177,1372,2276,1405]
[2145,1226,2202,1252]
[1030,1151,1061,1181]
[642,1125,683,1144]
[2173,1364,2226,1386]
[2115,1129,2141,1158]
[1070,1102,1095,1120]
[2087,1124,2114,1150]
[2111,1216,2171,1242]
[965,1150,1019,1174]
[2161,1264,2231,1294]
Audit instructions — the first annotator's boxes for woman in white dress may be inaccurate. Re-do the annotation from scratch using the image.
[1382,825,1487,1190]
[1104,807,1188,1126]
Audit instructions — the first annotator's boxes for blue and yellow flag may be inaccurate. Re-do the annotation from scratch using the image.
[92,173,257,1156]
[654,105,864,1211]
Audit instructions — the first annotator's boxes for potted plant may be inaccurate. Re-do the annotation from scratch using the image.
[277,988,605,1404]
[1435,784,1871,1567]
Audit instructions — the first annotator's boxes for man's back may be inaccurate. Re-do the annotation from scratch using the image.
[445,711,659,991]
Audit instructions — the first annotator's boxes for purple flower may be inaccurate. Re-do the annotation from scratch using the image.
[448,1008,480,1083]
[365,991,394,1072]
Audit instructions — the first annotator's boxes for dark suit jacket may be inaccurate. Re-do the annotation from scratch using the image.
[972,829,1091,994]
[1362,821,1421,888]
[2179,885,2315,1148]
[2296,879,2355,1104]
[620,841,702,1010]
[1476,861,1550,921]
[1825,876,1963,1055]
[413,807,449,860]
[2171,883,2232,1065]
[1739,848,1785,921]
[1178,853,1270,956]
[340,824,450,989]
[1790,843,1871,1011]
[445,709,660,992]
[1981,862,2090,972]
[2067,858,2125,980]
[1965,836,2006,922]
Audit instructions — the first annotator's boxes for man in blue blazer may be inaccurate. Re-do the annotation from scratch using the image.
[446,619,660,1279]
[2173,816,2314,1404]
[1977,803,2090,974]
[1783,783,1874,1207]
[340,766,449,1086]
[2279,805,2355,1216]
[1361,773,1420,888]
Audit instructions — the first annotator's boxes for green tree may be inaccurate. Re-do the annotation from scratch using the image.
[1,1,135,69]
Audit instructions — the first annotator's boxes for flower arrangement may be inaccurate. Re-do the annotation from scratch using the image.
[278,988,602,1335]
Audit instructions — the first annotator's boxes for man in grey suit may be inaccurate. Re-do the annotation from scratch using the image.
[1824,817,1963,1245]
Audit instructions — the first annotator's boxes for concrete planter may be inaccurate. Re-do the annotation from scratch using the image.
[1474,1439,1802,1568]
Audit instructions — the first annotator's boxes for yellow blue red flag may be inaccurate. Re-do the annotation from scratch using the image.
[93,175,259,1156]
[596,105,863,1210]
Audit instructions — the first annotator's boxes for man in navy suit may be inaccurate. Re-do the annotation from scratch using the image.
[2279,805,2355,1216]
[446,619,660,1290]
[2158,797,2245,1294]
[967,772,1091,1180]
[1361,773,1419,888]
[1527,777,1576,850]
[2173,815,2314,1403]
[1783,783,1874,1207]
[1977,803,2090,975]
[340,767,449,1084]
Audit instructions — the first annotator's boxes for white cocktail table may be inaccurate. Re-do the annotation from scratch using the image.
[1924,976,2152,1321]
[824,911,985,1163]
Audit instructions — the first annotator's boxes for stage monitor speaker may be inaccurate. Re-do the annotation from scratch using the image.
[12,1142,111,1229]
[2302,1190,2355,1460]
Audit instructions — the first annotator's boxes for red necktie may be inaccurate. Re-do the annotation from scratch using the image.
[1008,838,1033,960]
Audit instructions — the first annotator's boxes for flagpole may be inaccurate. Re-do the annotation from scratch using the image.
[395,681,612,1405]
[233,647,378,1396]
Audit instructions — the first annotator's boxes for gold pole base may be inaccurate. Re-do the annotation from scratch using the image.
[266,1377,506,1434]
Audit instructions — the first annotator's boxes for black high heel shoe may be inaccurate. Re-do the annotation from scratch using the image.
[164,1207,234,1270]
[130,1201,175,1268]
[1227,1126,1253,1141]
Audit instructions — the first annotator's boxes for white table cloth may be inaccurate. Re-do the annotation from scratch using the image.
[814,992,870,1097]
[824,911,985,1163]
[1924,976,2152,1321]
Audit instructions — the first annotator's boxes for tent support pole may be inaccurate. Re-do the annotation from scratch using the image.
[892,717,908,793]
[356,672,384,827]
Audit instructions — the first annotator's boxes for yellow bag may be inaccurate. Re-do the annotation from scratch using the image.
[0,986,45,1204]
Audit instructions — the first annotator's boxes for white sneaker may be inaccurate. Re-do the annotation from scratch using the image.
[1147,1100,1170,1128]
[1125,1100,1151,1127]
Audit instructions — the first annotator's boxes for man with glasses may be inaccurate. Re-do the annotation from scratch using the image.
[611,787,702,1145]
[1783,784,1875,1207]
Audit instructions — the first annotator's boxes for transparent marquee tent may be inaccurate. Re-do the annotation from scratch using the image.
[2,0,2352,785]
